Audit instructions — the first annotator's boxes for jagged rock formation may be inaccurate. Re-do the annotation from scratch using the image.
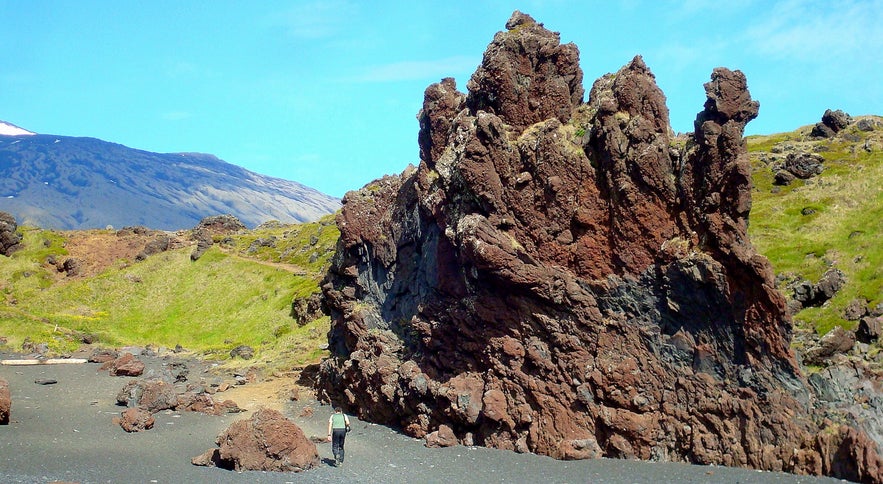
[316,11,882,482]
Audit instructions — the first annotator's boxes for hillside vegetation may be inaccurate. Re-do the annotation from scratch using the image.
[0,215,339,370]
[747,115,882,337]
[1,117,879,367]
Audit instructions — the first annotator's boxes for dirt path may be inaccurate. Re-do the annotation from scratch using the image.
[0,353,844,484]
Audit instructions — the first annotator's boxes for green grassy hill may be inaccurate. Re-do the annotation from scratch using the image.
[0,215,339,370]
[747,115,882,338]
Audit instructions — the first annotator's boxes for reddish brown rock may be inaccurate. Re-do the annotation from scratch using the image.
[102,353,145,377]
[316,11,883,483]
[425,424,458,448]
[117,407,155,432]
[192,408,318,472]
[0,377,10,424]
[176,391,241,416]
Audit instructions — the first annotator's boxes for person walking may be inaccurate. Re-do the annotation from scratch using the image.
[327,406,351,465]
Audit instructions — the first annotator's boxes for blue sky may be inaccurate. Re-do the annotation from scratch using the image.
[1,1,881,198]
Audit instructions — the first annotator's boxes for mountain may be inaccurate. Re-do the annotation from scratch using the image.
[315,12,882,482]
[0,124,339,230]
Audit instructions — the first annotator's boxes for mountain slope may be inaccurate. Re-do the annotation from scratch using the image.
[0,132,339,230]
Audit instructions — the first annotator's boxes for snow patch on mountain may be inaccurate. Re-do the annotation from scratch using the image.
[0,120,36,136]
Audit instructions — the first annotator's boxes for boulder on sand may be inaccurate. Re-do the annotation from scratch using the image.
[192,408,318,472]
[116,407,155,432]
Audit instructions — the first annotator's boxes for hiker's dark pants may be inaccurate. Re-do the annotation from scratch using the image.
[332,428,347,462]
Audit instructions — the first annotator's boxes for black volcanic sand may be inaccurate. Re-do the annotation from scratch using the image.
[0,352,845,484]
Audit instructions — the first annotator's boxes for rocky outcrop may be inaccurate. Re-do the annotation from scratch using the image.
[316,11,883,483]
[195,214,247,235]
[812,109,852,138]
[0,211,23,256]
[192,408,318,472]
[0,377,10,424]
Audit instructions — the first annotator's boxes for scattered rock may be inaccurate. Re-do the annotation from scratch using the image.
[229,345,254,360]
[425,424,458,448]
[856,316,881,344]
[773,170,796,186]
[803,326,857,365]
[116,379,178,412]
[192,408,319,472]
[0,377,10,424]
[857,118,879,131]
[176,391,241,415]
[844,299,869,321]
[783,152,825,179]
[811,123,836,138]
[117,407,155,432]
[58,257,81,276]
[0,212,23,256]
[135,235,172,261]
[190,228,213,261]
[815,268,846,302]
[88,348,120,364]
[102,353,145,377]
[788,269,847,311]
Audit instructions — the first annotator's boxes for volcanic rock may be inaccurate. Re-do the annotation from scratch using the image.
[195,214,247,235]
[857,316,882,344]
[190,228,213,261]
[802,326,856,365]
[0,377,10,424]
[822,109,852,132]
[191,408,318,472]
[88,348,120,363]
[102,352,145,377]
[58,257,81,277]
[811,109,852,138]
[782,152,825,179]
[117,407,155,432]
[316,11,883,483]
[176,391,241,415]
[116,379,178,412]
[0,211,23,256]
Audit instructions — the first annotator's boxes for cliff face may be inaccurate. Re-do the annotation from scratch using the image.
[317,12,882,482]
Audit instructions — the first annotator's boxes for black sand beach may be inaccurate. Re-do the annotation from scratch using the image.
[0,354,846,483]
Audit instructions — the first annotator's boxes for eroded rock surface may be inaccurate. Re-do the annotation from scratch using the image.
[316,11,883,483]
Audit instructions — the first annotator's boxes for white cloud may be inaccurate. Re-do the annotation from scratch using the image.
[352,56,479,83]
[743,0,883,63]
